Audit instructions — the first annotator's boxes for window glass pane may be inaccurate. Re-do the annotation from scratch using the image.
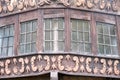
[4,28,9,36]
[84,32,89,42]
[103,25,109,35]
[111,46,118,55]
[79,43,84,52]
[78,21,83,31]
[3,38,8,47]
[110,26,116,35]
[2,48,7,56]
[26,44,31,53]
[104,36,110,44]
[78,32,83,41]
[9,25,14,36]
[32,32,36,42]
[85,43,91,52]
[58,31,64,40]
[84,21,89,32]
[45,41,50,51]
[58,19,64,29]
[45,31,50,40]
[104,45,110,54]
[111,36,117,45]
[31,43,36,52]
[20,45,25,53]
[98,45,104,54]
[32,20,37,31]
[71,42,78,51]
[97,23,103,33]
[58,41,64,51]
[0,29,3,38]
[98,34,103,43]
[20,34,25,43]
[72,20,77,31]
[8,37,14,46]
[72,31,77,41]
[0,39,2,47]
[26,22,31,33]
[45,19,50,30]
[21,23,26,33]
[26,33,31,42]
[8,47,13,56]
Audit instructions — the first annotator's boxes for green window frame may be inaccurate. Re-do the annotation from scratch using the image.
[44,18,65,52]
[0,24,14,57]
[97,22,118,55]
[19,20,37,54]
[71,19,91,53]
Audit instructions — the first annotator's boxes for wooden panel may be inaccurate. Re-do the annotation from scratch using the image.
[70,10,91,20]
[19,10,38,22]
[95,13,115,24]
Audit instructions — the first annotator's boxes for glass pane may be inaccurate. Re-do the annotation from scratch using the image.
[104,45,110,54]
[27,22,32,32]
[58,41,64,51]
[104,36,110,44]
[52,20,58,30]
[51,31,54,40]
[26,22,31,33]
[31,43,36,52]
[111,36,117,45]
[84,21,89,31]
[20,45,25,53]
[45,41,50,51]
[97,23,103,33]
[111,46,118,55]
[103,25,109,35]
[0,39,2,47]
[0,28,3,38]
[32,20,37,31]
[8,47,13,56]
[58,19,64,29]
[45,31,50,40]
[78,21,83,31]
[58,30,64,40]
[98,34,103,43]
[20,34,25,43]
[8,37,14,46]
[110,25,116,35]
[26,33,31,42]
[72,20,77,31]
[78,32,83,41]
[9,26,14,36]
[79,43,84,52]
[45,19,50,30]
[32,32,36,42]
[26,44,31,53]
[72,31,77,41]
[98,45,104,54]
[4,28,9,36]
[71,42,78,51]
[3,38,8,47]
[21,23,26,33]
[84,32,89,42]
[85,43,91,52]
[2,48,7,56]
[0,48,1,55]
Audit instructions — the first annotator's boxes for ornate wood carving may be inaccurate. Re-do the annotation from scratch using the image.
[0,0,119,16]
[0,54,120,78]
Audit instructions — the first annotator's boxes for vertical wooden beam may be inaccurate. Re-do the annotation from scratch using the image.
[14,15,19,55]
[90,13,97,55]
[37,9,44,53]
[50,72,58,80]
[64,9,71,52]
[115,16,120,56]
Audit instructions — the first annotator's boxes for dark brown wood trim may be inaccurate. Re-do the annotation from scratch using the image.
[115,16,120,56]
[37,9,44,52]
[90,13,97,55]
[64,9,71,52]
[14,15,19,56]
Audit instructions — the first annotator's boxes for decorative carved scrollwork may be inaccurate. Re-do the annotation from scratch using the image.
[80,57,85,72]
[0,61,4,75]
[29,0,36,7]
[99,0,106,10]
[93,58,99,74]
[87,0,94,9]
[114,60,119,75]
[38,0,51,6]
[76,0,86,7]
[58,0,70,7]
[65,55,72,71]
[13,58,18,74]
[5,59,11,75]
[44,55,50,70]
[37,55,43,72]
[86,57,92,73]
[100,59,106,74]
[107,60,113,74]
[51,56,57,70]
[31,56,37,72]
[58,55,64,71]
[19,58,25,73]
[73,56,79,72]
